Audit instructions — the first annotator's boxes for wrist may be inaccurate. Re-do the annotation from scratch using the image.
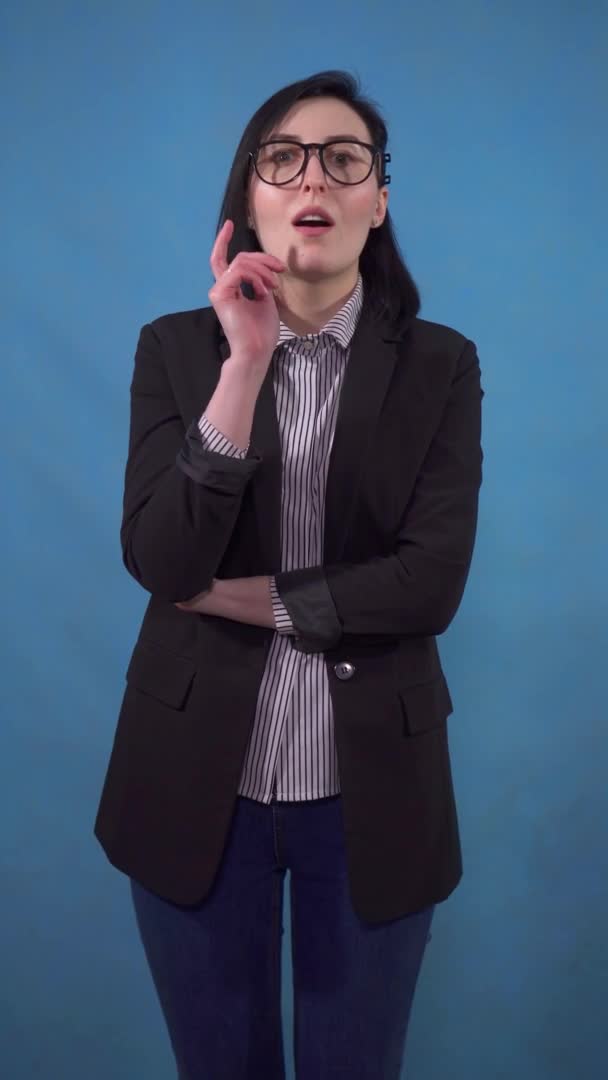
[223,352,270,384]
[210,576,239,617]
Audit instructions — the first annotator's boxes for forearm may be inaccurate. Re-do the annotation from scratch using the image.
[276,540,475,648]
[215,576,276,629]
[121,431,260,601]
[177,575,277,629]
[204,354,267,451]
[121,331,264,601]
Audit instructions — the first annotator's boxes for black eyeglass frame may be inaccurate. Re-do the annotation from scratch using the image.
[248,139,391,187]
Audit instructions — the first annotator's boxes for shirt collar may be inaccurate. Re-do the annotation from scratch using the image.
[276,272,364,351]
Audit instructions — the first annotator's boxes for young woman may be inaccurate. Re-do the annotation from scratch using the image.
[95,69,483,1079]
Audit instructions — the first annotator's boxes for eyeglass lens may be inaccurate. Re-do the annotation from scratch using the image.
[256,142,375,185]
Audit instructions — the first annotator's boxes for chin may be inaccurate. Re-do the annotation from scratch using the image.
[294,268,330,284]
[288,255,340,282]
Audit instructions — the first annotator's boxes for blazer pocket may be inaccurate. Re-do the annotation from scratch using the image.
[398,674,453,736]
[126,638,196,710]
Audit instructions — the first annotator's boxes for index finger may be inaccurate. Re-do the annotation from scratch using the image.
[210,219,233,278]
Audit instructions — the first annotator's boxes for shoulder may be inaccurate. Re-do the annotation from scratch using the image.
[398,317,479,383]
[407,316,473,355]
[142,304,218,348]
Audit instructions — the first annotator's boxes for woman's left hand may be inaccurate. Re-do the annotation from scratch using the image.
[175,576,276,629]
[175,582,217,614]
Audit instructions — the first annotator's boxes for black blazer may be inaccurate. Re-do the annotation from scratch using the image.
[94,299,483,923]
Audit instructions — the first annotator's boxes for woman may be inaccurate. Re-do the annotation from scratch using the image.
[94,69,483,1079]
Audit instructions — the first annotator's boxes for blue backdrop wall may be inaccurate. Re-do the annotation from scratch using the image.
[2,1,606,1077]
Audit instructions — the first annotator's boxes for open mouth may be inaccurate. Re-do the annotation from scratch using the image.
[292,218,334,235]
[292,209,335,235]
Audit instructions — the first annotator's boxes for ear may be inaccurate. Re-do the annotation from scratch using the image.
[373,189,389,227]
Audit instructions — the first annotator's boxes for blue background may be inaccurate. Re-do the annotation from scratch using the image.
[2,1,606,1077]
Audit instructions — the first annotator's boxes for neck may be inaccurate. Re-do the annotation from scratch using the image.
[276,266,359,336]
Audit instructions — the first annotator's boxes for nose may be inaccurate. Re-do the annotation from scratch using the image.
[301,148,327,185]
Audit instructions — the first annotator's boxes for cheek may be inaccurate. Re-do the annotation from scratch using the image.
[250,183,283,229]
[339,197,375,248]
[251,197,290,254]
[343,190,376,223]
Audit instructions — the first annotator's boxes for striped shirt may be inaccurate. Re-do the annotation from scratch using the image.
[198,273,364,803]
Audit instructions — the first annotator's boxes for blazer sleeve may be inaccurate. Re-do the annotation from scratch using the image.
[274,340,484,652]
[120,322,262,601]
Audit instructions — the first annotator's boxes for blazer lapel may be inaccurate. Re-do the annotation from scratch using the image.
[324,310,403,564]
[216,308,407,572]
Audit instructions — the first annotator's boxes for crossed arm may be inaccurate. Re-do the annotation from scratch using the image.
[122,324,482,653]
[175,574,276,629]
[174,344,483,650]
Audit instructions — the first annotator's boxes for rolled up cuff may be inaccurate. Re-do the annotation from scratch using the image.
[198,413,249,458]
[274,567,342,653]
[270,576,295,634]
[176,419,261,487]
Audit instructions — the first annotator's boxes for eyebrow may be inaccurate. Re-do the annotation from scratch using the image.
[267,132,368,143]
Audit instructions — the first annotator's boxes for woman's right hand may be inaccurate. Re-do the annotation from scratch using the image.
[208,219,286,374]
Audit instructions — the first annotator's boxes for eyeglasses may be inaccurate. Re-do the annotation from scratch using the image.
[249,140,391,187]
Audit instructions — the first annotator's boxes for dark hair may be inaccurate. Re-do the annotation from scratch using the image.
[215,70,421,334]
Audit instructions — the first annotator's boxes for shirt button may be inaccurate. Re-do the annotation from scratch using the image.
[301,340,315,351]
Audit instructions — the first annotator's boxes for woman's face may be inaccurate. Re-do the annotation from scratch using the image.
[247,97,388,284]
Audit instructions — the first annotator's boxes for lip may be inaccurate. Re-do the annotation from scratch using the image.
[292,223,335,237]
[291,205,335,226]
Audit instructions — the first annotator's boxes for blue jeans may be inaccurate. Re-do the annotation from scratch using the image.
[130,793,434,1079]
